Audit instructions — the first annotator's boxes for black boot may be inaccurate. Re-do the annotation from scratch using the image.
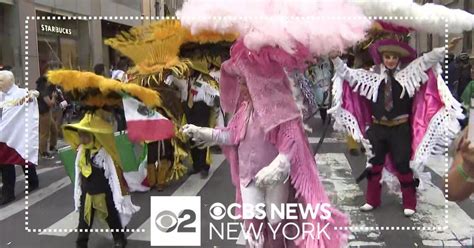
[200,169,209,179]
[113,238,127,248]
[76,231,89,248]
[349,148,360,156]
[188,169,201,175]
[23,165,39,193]
[1,164,16,206]
[320,108,328,124]
[0,194,15,206]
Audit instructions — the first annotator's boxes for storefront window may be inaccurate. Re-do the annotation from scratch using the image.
[101,20,131,69]
[36,11,80,75]
[59,37,78,69]
[38,36,60,75]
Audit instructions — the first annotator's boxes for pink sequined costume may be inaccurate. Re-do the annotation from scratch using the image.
[218,39,349,247]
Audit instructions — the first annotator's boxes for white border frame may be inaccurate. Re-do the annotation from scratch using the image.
[23,15,450,236]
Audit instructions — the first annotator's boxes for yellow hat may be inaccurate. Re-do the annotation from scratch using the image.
[63,112,121,168]
[47,69,162,108]
[63,112,113,135]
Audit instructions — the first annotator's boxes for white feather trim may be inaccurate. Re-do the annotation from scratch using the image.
[354,0,474,34]
[328,75,374,160]
[123,157,150,193]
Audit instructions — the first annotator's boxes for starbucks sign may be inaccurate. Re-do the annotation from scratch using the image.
[40,24,72,35]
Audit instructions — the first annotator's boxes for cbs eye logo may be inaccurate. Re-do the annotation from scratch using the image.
[150,196,201,246]
[155,209,197,233]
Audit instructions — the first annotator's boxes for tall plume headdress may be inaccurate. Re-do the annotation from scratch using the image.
[105,20,238,87]
[105,20,192,86]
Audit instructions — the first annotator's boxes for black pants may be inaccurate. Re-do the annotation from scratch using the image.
[319,108,328,123]
[0,164,38,197]
[366,122,412,174]
[76,188,125,247]
[147,140,174,164]
[185,101,211,172]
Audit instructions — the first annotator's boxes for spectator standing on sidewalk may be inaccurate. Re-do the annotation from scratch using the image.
[51,87,67,141]
[446,127,474,201]
[37,76,58,159]
[448,52,472,100]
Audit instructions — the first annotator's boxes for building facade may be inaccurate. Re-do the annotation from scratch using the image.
[142,0,184,19]
[0,0,143,88]
[0,0,188,88]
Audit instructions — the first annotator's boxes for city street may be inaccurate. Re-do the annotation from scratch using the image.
[0,116,472,248]
[0,0,473,248]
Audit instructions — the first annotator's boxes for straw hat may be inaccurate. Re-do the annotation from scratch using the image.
[369,39,416,65]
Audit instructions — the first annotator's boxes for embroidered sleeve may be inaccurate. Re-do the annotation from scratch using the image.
[332,57,384,100]
[395,47,445,98]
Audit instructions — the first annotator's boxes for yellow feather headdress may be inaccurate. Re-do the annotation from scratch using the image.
[105,20,237,86]
[47,69,162,108]
[105,20,191,86]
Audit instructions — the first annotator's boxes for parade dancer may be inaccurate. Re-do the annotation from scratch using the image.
[0,70,39,205]
[178,42,231,177]
[183,39,351,247]
[183,69,214,177]
[182,62,225,177]
[105,21,193,190]
[329,37,463,216]
[178,0,373,246]
[63,112,140,248]
[105,20,236,187]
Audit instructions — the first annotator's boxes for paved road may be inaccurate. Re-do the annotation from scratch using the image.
[0,116,473,248]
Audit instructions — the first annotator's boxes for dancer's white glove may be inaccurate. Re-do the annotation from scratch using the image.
[255,154,291,188]
[165,75,188,102]
[181,124,231,148]
[59,100,68,109]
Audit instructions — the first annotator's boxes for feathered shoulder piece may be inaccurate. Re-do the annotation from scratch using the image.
[47,69,162,108]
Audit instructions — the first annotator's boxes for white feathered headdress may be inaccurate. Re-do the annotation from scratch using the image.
[178,0,371,56]
[354,0,474,34]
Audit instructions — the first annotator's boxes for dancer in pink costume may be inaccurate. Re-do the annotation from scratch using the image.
[178,1,373,246]
[184,38,350,248]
